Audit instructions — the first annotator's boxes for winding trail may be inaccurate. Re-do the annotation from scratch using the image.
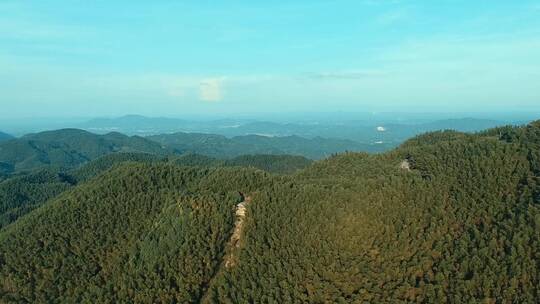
[199,194,251,303]
[224,194,251,268]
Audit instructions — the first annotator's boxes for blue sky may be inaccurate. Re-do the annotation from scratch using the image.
[1,0,539,118]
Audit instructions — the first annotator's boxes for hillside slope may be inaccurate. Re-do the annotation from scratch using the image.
[0,169,74,229]
[0,152,307,232]
[1,122,539,302]
[0,153,163,228]
[0,165,274,302]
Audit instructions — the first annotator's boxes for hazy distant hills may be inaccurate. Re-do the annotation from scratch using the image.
[148,132,388,159]
[224,118,509,142]
[77,115,513,146]
[81,115,192,135]
[0,131,13,142]
[0,129,169,173]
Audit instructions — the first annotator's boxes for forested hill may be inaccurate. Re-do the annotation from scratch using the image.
[0,152,312,229]
[0,128,171,173]
[0,131,13,142]
[0,121,539,302]
[148,132,387,159]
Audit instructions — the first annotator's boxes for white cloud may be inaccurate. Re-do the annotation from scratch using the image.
[199,78,224,102]
[2,28,539,115]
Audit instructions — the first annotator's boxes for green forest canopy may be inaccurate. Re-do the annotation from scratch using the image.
[0,121,539,303]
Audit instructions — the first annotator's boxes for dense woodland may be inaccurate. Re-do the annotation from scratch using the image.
[171,153,313,174]
[0,152,311,232]
[0,122,539,302]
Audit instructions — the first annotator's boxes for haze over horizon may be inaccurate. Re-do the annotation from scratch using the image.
[1,0,540,118]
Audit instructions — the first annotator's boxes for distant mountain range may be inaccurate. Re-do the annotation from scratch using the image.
[77,115,516,146]
[148,132,388,159]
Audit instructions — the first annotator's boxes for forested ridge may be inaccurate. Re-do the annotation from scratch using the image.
[0,122,539,303]
[0,129,172,173]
